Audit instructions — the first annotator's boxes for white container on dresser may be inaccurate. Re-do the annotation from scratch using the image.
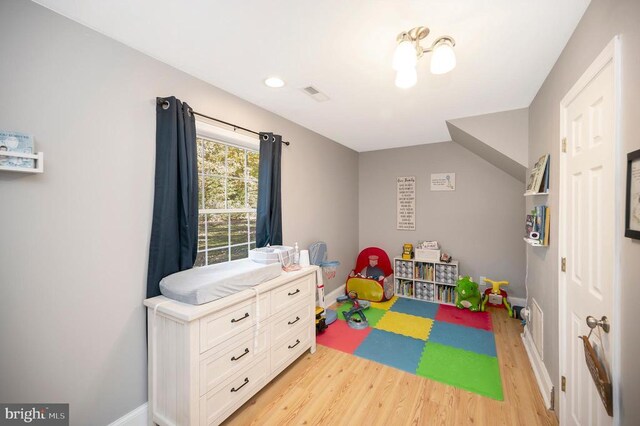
[144,266,319,426]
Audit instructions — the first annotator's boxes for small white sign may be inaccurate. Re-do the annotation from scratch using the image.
[431,173,456,191]
[397,176,415,231]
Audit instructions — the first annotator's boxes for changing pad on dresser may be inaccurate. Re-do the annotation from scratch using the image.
[160,258,282,305]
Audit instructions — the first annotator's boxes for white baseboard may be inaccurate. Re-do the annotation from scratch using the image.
[108,403,147,426]
[325,284,346,308]
[521,328,554,409]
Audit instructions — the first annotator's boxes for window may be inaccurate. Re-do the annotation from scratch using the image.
[195,136,259,266]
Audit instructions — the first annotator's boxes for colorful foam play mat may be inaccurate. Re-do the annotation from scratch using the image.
[316,296,503,400]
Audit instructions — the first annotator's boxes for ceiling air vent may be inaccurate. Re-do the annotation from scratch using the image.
[302,86,329,102]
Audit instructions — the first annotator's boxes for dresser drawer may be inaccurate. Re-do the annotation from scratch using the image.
[270,324,312,373]
[199,294,269,353]
[199,354,269,426]
[270,274,313,314]
[199,326,269,396]
[271,303,313,344]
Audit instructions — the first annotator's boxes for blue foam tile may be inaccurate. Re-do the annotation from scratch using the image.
[389,297,440,319]
[428,321,497,357]
[354,328,426,374]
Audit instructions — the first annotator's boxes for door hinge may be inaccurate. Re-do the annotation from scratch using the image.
[562,138,567,153]
[561,376,566,392]
[561,257,567,272]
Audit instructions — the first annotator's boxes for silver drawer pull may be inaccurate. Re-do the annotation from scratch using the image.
[287,289,300,296]
[288,339,301,349]
[230,312,249,323]
[230,348,249,361]
[288,316,300,325]
[230,377,249,393]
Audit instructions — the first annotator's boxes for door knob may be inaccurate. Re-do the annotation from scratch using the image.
[586,315,610,333]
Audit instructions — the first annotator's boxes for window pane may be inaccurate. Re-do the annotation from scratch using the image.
[227,145,245,178]
[227,178,246,208]
[207,214,229,249]
[194,252,206,267]
[204,176,226,209]
[230,213,249,245]
[198,214,206,251]
[231,245,248,261]
[207,248,228,265]
[198,174,204,209]
[247,151,259,180]
[203,139,226,175]
[197,139,204,175]
[249,213,256,242]
[250,242,256,250]
[247,180,258,209]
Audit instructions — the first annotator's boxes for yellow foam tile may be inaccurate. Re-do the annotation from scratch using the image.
[374,311,433,341]
[370,296,398,311]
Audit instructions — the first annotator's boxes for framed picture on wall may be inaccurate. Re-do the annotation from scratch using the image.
[625,148,640,240]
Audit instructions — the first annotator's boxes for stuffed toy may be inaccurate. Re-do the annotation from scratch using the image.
[455,276,481,312]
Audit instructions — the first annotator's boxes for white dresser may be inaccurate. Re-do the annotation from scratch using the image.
[144,266,319,426]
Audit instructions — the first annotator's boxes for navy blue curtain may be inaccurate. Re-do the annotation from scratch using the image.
[146,97,198,298]
[256,132,283,247]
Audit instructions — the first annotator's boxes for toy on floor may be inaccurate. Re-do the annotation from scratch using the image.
[337,290,371,329]
[316,306,328,334]
[481,278,513,317]
[346,247,394,302]
[455,276,481,311]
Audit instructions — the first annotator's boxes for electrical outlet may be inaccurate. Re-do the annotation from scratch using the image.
[479,276,486,288]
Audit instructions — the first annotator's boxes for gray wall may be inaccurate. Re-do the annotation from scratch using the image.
[0,1,358,424]
[359,142,526,297]
[527,0,640,421]
[448,108,529,167]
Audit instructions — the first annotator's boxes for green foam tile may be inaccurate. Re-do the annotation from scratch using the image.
[416,342,504,401]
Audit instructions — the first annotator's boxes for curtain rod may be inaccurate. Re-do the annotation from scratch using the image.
[157,98,290,146]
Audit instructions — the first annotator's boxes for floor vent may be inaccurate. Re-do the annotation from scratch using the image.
[531,298,544,359]
[302,86,329,102]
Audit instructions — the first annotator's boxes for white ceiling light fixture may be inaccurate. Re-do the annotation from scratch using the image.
[264,77,285,88]
[393,26,456,88]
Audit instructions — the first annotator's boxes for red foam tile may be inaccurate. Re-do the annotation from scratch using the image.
[316,319,372,354]
[435,305,493,331]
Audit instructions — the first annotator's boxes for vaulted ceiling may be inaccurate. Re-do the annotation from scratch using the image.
[34,0,590,152]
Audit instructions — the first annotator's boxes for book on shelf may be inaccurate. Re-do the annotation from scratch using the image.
[525,205,549,245]
[0,130,34,168]
[525,154,550,194]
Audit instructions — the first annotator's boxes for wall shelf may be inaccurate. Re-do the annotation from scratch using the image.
[524,191,549,197]
[0,151,44,173]
[524,237,548,247]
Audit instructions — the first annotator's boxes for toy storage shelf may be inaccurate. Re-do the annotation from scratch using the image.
[0,151,44,173]
[394,257,459,305]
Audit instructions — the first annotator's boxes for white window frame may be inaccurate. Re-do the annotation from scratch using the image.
[196,120,260,265]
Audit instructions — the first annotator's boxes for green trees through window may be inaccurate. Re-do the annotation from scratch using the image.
[195,137,258,266]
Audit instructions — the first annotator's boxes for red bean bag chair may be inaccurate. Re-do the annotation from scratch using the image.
[345,247,394,302]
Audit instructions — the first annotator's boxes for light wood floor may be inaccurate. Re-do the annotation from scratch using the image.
[224,307,558,426]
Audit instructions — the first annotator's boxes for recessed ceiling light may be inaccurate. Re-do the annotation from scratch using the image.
[264,77,285,88]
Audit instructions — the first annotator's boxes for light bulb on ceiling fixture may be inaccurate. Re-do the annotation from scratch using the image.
[430,38,456,75]
[395,67,417,89]
[392,27,456,87]
[392,40,418,71]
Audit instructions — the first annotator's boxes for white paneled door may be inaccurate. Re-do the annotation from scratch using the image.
[560,38,619,425]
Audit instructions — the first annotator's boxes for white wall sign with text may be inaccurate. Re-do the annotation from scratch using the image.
[397,176,415,230]
[430,173,456,191]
